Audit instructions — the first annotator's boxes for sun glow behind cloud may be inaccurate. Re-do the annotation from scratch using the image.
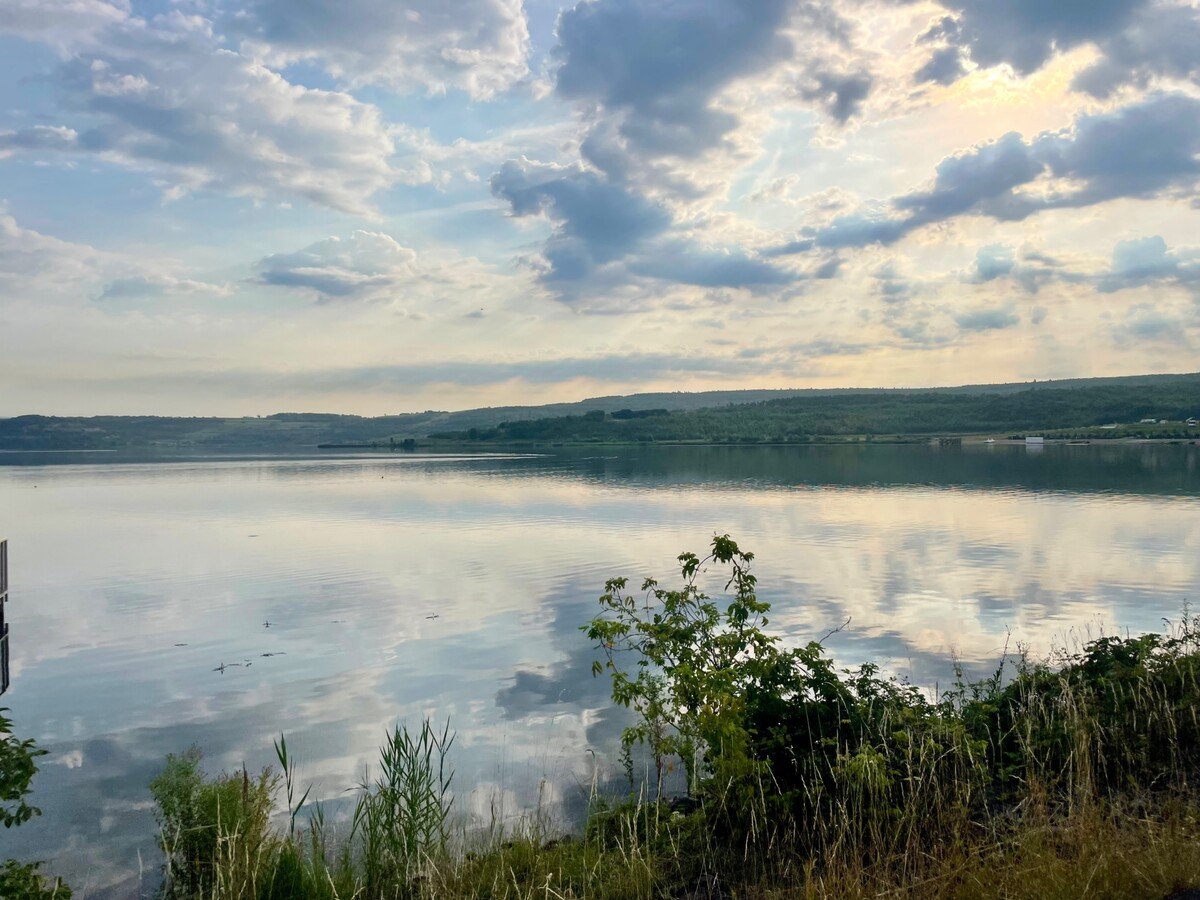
[0,0,1197,415]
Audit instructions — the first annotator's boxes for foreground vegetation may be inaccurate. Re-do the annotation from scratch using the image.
[8,536,1200,897]
[1,708,71,897]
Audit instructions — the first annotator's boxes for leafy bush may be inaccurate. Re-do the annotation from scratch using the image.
[0,708,71,897]
[149,748,278,897]
[586,535,1200,873]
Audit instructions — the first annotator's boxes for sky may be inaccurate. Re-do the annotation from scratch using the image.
[0,0,1198,416]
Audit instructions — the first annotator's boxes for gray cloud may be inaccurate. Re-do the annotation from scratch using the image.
[812,256,843,279]
[1114,305,1196,344]
[972,245,1015,282]
[934,0,1150,76]
[1072,2,1200,97]
[872,261,913,303]
[226,0,529,99]
[491,157,795,294]
[914,45,967,85]
[796,66,874,124]
[786,93,1200,251]
[913,0,1199,96]
[554,0,796,163]
[967,244,1066,294]
[629,244,795,288]
[491,159,671,283]
[1097,236,1200,293]
[954,305,1020,332]
[961,236,1200,297]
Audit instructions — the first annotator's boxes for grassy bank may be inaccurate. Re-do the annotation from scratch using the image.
[9,537,1200,898]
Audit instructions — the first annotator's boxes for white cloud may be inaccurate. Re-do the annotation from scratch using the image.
[229,0,530,99]
[251,230,517,314]
[253,231,420,300]
[0,212,109,286]
[0,211,226,301]
[1,7,401,214]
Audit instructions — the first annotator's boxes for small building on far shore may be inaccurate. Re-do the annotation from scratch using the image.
[1025,436,1045,445]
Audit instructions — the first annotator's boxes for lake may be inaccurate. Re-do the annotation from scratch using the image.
[1,443,1198,896]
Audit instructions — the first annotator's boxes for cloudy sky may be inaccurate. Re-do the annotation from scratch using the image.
[1,0,1198,415]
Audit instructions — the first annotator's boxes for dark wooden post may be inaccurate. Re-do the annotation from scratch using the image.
[1,539,8,695]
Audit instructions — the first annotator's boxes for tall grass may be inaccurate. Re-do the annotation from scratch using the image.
[353,718,455,895]
[151,720,454,900]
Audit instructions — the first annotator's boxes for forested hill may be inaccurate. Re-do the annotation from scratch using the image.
[1,372,1197,450]
[431,375,1200,444]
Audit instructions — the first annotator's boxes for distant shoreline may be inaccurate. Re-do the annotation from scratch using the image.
[321,435,1200,451]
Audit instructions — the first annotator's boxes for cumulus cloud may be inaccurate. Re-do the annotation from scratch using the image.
[931,0,1149,76]
[912,0,1199,96]
[490,157,795,296]
[971,245,1015,282]
[228,0,529,99]
[782,93,1200,251]
[1072,2,1200,97]
[490,158,671,283]
[554,0,795,163]
[966,244,1069,294]
[253,231,420,300]
[551,0,860,200]
[0,6,401,214]
[1097,236,1200,293]
[490,0,877,301]
[959,236,1200,297]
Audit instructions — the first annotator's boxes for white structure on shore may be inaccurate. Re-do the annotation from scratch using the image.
[1025,436,1045,445]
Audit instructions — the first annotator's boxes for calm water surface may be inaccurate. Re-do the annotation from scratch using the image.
[1,444,1198,895]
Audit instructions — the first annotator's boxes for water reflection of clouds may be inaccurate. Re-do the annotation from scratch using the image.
[0,450,1197,892]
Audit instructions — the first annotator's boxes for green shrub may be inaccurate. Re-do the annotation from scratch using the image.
[585,535,1200,876]
[149,748,278,897]
[0,708,71,897]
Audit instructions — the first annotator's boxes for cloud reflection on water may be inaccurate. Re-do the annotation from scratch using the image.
[0,445,1196,893]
